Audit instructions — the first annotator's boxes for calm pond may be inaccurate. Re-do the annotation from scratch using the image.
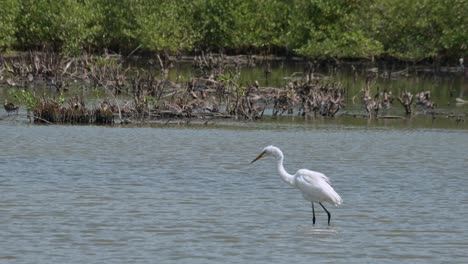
[0,118,467,263]
[1,61,468,263]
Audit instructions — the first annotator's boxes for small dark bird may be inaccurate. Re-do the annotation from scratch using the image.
[4,99,19,115]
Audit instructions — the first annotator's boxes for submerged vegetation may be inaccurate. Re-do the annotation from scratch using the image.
[0,0,466,62]
[1,51,466,125]
[1,51,351,124]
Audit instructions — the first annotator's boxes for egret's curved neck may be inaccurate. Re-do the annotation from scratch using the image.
[275,153,296,187]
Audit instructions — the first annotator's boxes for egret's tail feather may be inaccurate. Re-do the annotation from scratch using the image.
[331,191,343,206]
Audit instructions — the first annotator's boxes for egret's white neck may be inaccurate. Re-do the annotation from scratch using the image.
[273,151,296,188]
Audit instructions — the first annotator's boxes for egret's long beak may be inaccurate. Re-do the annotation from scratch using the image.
[251,150,266,164]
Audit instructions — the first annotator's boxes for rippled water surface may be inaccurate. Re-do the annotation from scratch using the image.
[1,121,467,263]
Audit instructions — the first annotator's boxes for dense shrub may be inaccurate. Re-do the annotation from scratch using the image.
[0,0,465,61]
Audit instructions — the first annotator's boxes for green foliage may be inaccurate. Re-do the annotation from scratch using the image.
[438,0,467,55]
[9,89,40,111]
[290,0,383,59]
[15,0,99,55]
[92,0,137,52]
[0,0,465,60]
[372,0,437,60]
[193,0,290,52]
[133,0,199,52]
[193,0,237,50]
[372,0,468,60]
[231,0,291,51]
[0,0,19,50]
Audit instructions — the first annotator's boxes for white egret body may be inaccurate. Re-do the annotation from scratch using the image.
[251,145,342,225]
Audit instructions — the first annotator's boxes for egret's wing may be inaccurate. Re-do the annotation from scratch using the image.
[295,169,342,205]
[296,169,331,184]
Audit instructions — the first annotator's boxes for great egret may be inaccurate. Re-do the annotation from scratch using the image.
[251,145,342,225]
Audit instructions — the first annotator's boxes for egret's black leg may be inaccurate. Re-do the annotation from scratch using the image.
[311,202,316,225]
[319,202,331,226]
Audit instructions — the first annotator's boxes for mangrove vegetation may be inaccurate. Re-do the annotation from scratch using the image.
[0,0,466,61]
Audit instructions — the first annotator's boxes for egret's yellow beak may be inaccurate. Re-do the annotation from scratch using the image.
[251,150,266,164]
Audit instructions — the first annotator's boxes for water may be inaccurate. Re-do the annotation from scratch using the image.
[0,120,467,263]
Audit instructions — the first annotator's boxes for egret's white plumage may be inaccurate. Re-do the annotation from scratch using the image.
[251,145,342,225]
